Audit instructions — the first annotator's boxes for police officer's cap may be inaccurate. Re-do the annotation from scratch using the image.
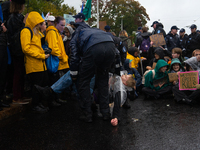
[180,28,185,33]
[151,21,158,27]
[190,24,197,29]
[104,25,111,30]
[171,25,179,30]
[73,13,85,20]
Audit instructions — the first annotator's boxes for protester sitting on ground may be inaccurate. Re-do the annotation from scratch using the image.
[110,73,136,126]
[124,59,142,98]
[146,47,169,70]
[172,56,200,104]
[142,59,172,100]
[127,47,146,71]
[20,11,50,113]
[169,58,184,86]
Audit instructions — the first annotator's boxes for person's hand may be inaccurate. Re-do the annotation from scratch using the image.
[142,57,147,61]
[158,82,165,88]
[150,41,154,47]
[1,23,7,32]
[23,13,29,24]
[146,66,152,70]
[72,78,77,81]
[159,46,165,50]
[133,86,136,90]
[196,84,200,89]
[111,118,118,126]
[45,54,50,59]
[173,81,177,85]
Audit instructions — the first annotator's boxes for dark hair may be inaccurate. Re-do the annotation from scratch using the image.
[10,1,24,13]
[54,16,65,25]
[185,63,192,71]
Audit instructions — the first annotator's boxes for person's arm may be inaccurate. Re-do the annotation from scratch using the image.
[132,68,142,87]
[69,31,81,79]
[46,30,62,59]
[21,28,46,59]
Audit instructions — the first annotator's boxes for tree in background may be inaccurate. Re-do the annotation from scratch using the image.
[88,0,150,36]
[24,0,76,16]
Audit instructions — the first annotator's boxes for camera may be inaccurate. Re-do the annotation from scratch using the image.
[44,47,52,54]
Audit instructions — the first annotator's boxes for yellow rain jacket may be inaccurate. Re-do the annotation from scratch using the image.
[45,26,69,71]
[21,11,46,74]
[126,52,143,69]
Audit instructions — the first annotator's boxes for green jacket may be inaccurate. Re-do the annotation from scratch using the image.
[169,58,185,73]
[144,59,170,91]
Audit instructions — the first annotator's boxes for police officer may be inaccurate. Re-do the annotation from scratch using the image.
[187,24,200,57]
[165,25,180,52]
[70,14,116,123]
[151,21,166,37]
[179,28,188,57]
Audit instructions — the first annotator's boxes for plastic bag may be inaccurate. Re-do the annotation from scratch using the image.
[45,55,59,73]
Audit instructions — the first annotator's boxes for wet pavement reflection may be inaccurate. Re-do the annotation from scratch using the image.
[1,95,200,149]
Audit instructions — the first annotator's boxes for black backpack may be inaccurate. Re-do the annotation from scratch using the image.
[10,26,33,57]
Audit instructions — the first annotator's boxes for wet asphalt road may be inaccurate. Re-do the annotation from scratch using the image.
[1,95,200,150]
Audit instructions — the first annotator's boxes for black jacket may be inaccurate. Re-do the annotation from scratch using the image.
[179,34,188,50]
[187,32,200,53]
[7,13,25,57]
[70,27,113,77]
[165,32,180,52]
[152,23,166,37]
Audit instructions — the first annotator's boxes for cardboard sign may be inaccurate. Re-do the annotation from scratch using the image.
[178,71,199,90]
[153,76,168,87]
[150,34,166,47]
[168,73,178,82]
[99,21,107,31]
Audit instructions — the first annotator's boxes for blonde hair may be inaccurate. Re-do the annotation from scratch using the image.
[119,30,128,37]
[126,75,136,88]
[33,24,40,35]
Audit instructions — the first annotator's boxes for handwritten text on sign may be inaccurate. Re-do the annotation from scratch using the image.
[150,34,166,47]
[178,71,199,90]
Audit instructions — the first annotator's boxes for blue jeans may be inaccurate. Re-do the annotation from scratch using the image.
[51,71,95,94]
[51,71,72,94]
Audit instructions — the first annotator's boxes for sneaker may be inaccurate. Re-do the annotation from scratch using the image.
[50,100,61,107]
[32,105,48,113]
[12,100,29,105]
[182,98,192,104]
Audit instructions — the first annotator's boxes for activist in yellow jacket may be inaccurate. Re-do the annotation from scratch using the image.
[21,11,47,74]
[126,52,144,69]
[46,26,69,71]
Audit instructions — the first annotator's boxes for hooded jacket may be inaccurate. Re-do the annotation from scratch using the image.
[20,11,46,74]
[135,32,152,48]
[184,57,200,71]
[46,26,69,71]
[169,58,184,73]
[127,47,144,69]
[145,59,170,90]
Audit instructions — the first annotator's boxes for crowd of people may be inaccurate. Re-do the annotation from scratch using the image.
[1,0,200,127]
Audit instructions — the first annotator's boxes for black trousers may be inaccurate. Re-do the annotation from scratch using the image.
[0,45,8,99]
[112,92,121,119]
[28,71,48,106]
[142,86,172,97]
[78,42,115,116]
[172,85,200,102]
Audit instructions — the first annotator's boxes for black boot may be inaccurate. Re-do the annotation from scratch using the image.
[32,105,48,113]
[34,85,53,100]
[181,98,192,105]
[79,110,92,123]
[0,107,2,111]
[50,100,61,107]
[0,101,10,108]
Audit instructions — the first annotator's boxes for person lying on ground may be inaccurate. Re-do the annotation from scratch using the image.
[110,73,136,126]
